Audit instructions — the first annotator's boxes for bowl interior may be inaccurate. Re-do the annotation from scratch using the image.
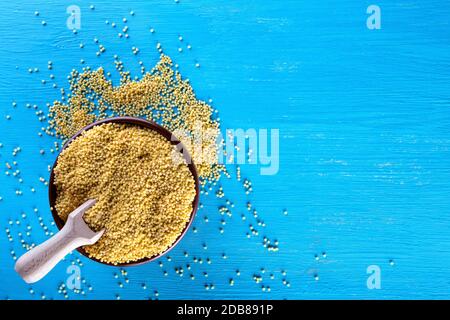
[48,116,200,267]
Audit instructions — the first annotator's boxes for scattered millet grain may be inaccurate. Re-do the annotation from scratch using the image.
[53,123,196,264]
[47,54,224,185]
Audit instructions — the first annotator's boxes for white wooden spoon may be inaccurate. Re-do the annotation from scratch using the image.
[15,199,105,283]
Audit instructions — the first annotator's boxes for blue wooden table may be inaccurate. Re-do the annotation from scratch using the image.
[0,0,449,299]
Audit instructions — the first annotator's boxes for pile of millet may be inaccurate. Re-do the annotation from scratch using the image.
[47,54,224,185]
[53,123,196,264]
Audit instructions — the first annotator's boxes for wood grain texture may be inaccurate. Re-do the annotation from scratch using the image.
[0,0,449,299]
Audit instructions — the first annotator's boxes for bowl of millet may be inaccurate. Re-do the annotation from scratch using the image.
[48,117,200,266]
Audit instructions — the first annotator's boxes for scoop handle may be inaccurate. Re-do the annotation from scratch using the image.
[14,219,91,283]
[15,199,103,284]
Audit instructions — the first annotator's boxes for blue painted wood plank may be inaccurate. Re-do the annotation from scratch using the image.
[0,0,449,299]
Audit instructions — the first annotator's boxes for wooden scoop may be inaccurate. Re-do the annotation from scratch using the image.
[15,199,104,283]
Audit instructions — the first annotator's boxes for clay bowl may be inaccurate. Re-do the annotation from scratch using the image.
[48,116,200,266]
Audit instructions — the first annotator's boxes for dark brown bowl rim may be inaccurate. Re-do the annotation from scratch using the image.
[48,116,200,267]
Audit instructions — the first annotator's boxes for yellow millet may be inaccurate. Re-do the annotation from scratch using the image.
[47,54,225,185]
[54,123,196,264]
